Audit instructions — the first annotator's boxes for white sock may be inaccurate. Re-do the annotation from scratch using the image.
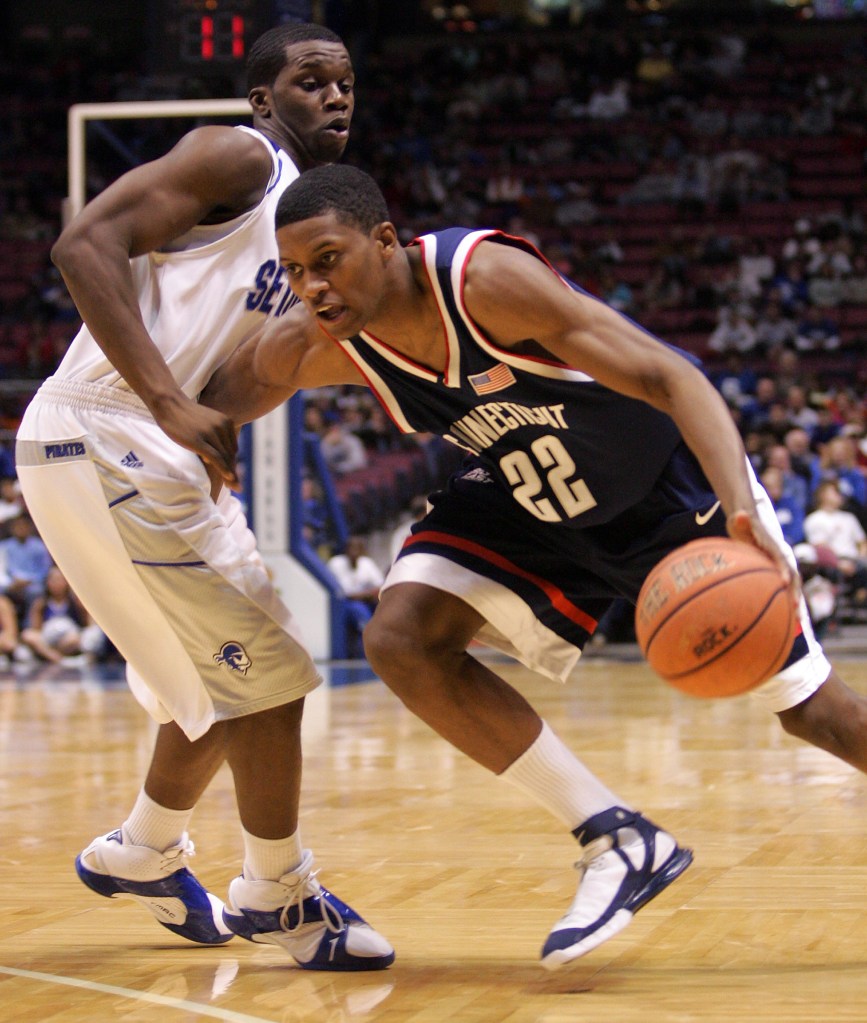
[499,721,630,830]
[242,828,304,882]
[123,789,193,852]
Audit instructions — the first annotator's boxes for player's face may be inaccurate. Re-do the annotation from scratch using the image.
[278,213,393,338]
[252,41,354,168]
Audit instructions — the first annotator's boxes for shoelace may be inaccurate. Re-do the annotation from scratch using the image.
[572,834,615,875]
[158,837,195,872]
[277,868,345,935]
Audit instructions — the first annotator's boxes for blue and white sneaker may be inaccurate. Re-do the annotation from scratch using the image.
[222,850,394,971]
[541,807,693,970]
[75,828,234,945]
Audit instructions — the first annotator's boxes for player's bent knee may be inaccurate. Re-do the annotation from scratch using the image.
[363,614,420,684]
[777,671,867,753]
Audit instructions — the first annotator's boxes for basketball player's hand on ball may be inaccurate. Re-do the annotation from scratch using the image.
[727,509,800,606]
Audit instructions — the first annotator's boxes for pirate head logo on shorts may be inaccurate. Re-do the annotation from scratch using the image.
[213,641,252,675]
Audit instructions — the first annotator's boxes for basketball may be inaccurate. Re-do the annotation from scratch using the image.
[635,537,797,698]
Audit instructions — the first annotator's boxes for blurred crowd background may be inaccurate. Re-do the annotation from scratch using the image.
[2,0,867,654]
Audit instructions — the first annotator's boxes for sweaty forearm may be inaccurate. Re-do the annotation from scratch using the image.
[661,368,757,518]
[200,340,296,426]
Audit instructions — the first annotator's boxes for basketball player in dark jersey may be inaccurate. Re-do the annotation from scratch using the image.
[202,165,867,969]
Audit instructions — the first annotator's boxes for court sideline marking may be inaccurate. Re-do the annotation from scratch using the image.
[0,965,277,1022]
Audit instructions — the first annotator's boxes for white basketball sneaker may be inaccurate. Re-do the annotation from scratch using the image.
[541,807,693,970]
[222,849,394,971]
[75,827,234,944]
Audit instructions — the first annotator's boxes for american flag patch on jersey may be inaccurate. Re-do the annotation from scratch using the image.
[468,363,516,395]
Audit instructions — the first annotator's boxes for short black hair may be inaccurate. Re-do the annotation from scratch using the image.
[246,23,344,92]
[276,165,389,234]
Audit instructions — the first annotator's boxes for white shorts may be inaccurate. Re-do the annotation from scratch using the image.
[383,457,831,715]
[17,378,320,740]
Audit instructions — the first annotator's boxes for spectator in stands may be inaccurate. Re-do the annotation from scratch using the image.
[592,229,624,266]
[810,434,867,510]
[707,305,758,356]
[783,385,820,437]
[709,353,757,410]
[598,268,634,316]
[303,402,327,437]
[712,135,764,212]
[619,157,679,205]
[794,543,838,642]
[327,535,385,656]
[804,480,867,605]
[810,401,844,452]
[300,476,329,555]
[753,299,796,356]
[761,465,805,547]
[808,232,853,279]
[319,415,368,476]
[18,565,105,664]
[765,400,796,443]
[641,264,686,312]
[553,183,599,228]
[764,443,810,516]
[807,262,845,310]
[737,237,775,300]
[358,403,400,454]
[0,513,52,616]
[841,252,867,305]
[820,199,865,244]
[795,305,842,352]
[0,477,24,531]
[586,78,631,120]
[782,219,822,264]
[786,427,819,486]
[740,377,779,432]
[767,260,810,315]
[832,393,867,435]
[674,146,713,218]
[768,347,804,396]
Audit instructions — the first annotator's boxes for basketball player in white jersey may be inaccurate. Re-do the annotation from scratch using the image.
[14,25,393,971]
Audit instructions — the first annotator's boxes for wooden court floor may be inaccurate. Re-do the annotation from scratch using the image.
[3,652,867,1023]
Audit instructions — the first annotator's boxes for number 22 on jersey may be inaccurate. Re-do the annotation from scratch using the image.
[500,434,598,523]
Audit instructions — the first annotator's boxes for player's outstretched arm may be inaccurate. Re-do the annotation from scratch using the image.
[51,127,274,484]
[200,305,364,426]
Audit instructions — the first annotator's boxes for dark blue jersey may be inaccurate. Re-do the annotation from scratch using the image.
[337,228,688,529]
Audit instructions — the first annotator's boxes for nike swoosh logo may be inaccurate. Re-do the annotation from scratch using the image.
[695,500,721,526]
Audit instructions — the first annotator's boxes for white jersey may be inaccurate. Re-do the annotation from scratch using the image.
[54,126,300,399]
[16,126,320,739]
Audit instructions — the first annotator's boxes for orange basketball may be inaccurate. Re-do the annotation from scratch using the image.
[635,537,797,698]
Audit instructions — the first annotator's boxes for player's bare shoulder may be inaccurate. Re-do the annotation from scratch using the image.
[163,126,275,213]
[463,234,564,348]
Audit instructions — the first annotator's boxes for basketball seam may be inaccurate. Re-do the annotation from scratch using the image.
[657,585,791,682]
[641,565,779,653]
